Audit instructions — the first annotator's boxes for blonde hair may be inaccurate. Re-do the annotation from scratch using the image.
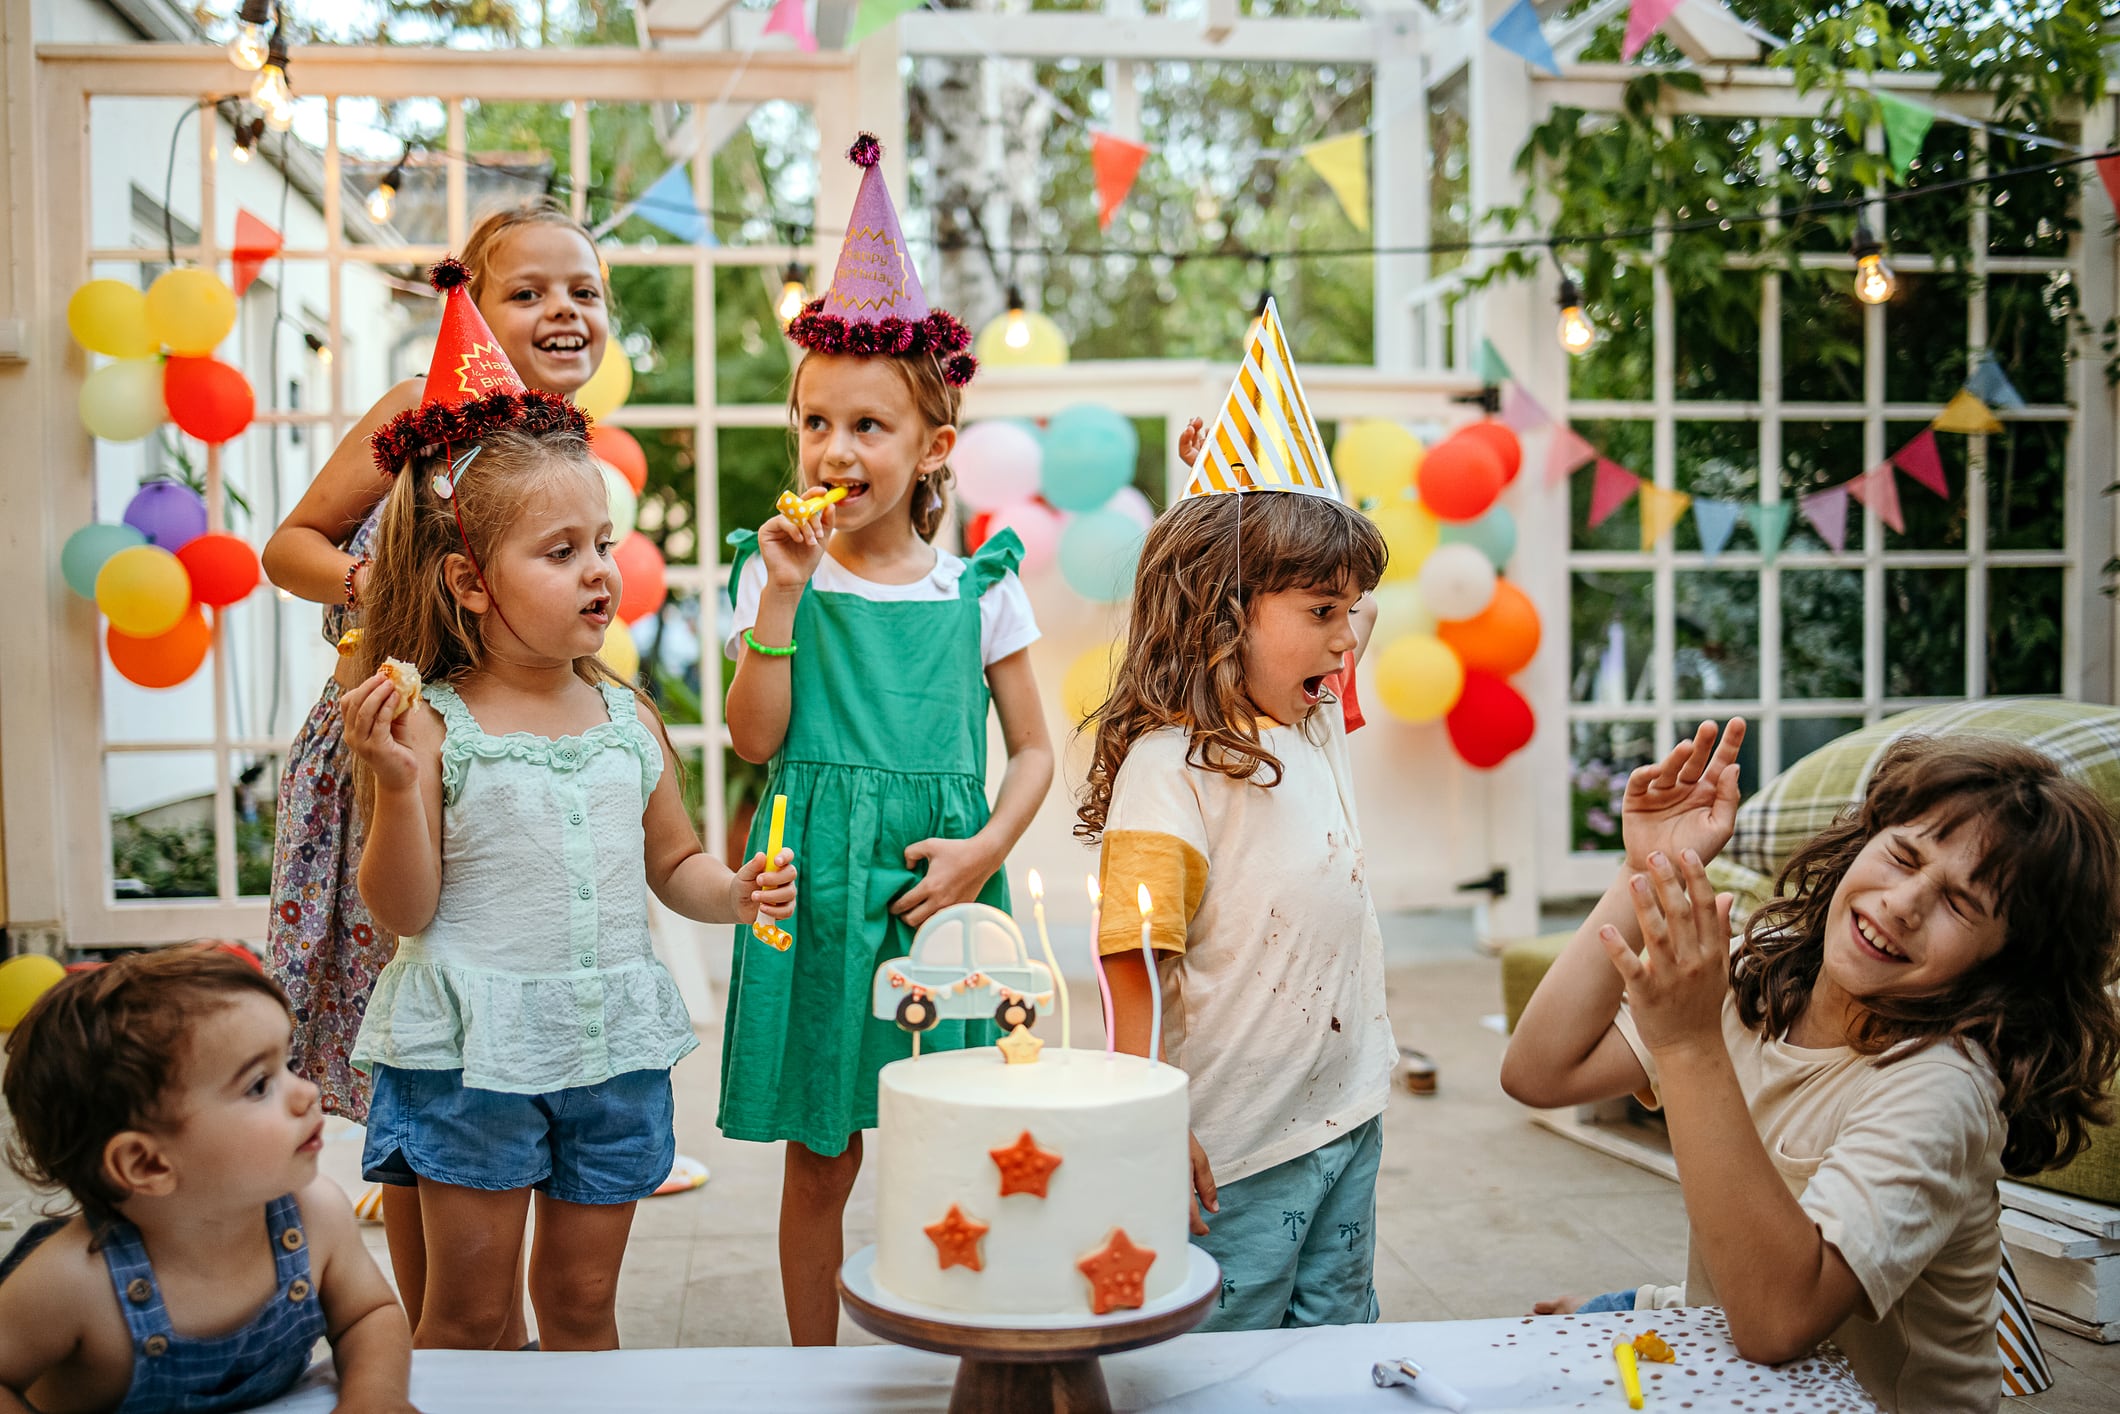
[460,197,606,307]
[788,351,960,542]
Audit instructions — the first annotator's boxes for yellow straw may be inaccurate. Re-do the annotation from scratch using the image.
[1612,1341,1644,1409]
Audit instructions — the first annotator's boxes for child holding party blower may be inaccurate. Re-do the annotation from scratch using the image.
[1078,302,1389,1332]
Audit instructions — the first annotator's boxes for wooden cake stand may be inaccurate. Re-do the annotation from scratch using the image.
[838,1245,1220,1414]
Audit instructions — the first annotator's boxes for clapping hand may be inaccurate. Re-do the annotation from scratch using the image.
[1177,416,1205,467]
[1620,718,1746,874]
[1599,847,1734,1057]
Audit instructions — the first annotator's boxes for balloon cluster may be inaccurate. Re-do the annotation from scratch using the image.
[69,272,255,444]
[585,398,655,678]
[62,481,260,688]
[1341,418,1539,770]
[956,406,1151,604]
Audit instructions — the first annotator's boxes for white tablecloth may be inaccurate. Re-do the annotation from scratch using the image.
[259,1308,1879,1412]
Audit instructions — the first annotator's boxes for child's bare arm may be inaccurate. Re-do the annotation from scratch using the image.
[262,378,421,605]
[347,681,445,938]
[726,502,833,764]
[0,1233,91,1413]
[637,705,797,925]
[303,1177,417,1414]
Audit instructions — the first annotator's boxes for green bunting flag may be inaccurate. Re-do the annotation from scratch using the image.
[847,0,923,47]
[1477,338,1513,385]
[1877,93,1935,181]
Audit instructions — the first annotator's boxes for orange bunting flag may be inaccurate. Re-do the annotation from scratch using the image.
[1848,462,1905,534]
[1588,458,1640,528]
[1637,483,1692,551]
[1934,389,2003,435]
[231,209,283,297]
[1092,132,1151,231]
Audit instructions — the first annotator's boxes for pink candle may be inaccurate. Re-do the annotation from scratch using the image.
[1086,875,1115,1055]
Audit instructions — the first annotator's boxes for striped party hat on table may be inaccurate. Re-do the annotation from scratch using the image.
[1181,297,1341,502]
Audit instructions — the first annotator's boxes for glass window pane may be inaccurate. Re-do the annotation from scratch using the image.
[107,753,218,900]
[1566,263,1652,402]
[1568,421,1651,552]
[1884,271,1971,405]
[1673,269,1759,401]
[235,752,281,899]
[1780,421,1863,553]
[1987,569,2063,695]
[1675,421,1761,553]
[1988,423,2066,551]
[1782,568,1862,699]
[1782,715,1866,767]
[1571,571,1651,706]
[1778,266,1863,404]
[1569,721,1655,853]
[1988,131,2078,258]
[718,427,788,564]
[1987,273,2070,406]
[1886,126,1972,253]
[715,265,797,405]
[607,265,694,403]
[1674,572,1758,701]
[1885,419,1965,551]
[1885,570,1965,698]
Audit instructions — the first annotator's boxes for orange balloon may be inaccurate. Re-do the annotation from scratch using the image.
[1437,579,1541,676]
[108,605,211,688]
[1456,420,1523,485]
[613,532,666,624]
[590,425,648,494]
[1416,434,1505,521]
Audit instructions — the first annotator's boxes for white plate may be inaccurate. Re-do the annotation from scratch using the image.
[839,1243,1221,1332]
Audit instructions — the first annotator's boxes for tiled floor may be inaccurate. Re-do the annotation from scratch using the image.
[7,913,2119,1410]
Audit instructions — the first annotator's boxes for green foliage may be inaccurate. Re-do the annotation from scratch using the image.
[111,809,275,899]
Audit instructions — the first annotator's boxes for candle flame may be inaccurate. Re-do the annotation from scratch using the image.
[1027,868,1044,900]
[1137,882,1152,916]
[1086,874,1100,904]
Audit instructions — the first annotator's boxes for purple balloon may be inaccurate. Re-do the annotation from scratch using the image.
[122,480,208,550]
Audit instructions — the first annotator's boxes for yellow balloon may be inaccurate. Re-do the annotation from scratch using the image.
[1370,581,1437,643]
[145,267,237,356]
[600,620,640,682]
[1334,419,1424,509]
[1374,634,1465,724]
[1061,642,1121,722]
[576,342,633,421]
[974,310,1071,368]
[95,544,192,638]
[68,280,157,358]
[1369,499,1441,583]
[79,358,170,442]
[0,954,65,1030]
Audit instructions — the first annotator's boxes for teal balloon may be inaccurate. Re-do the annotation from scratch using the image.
[1058,507,1148,603]
[1040,405,1137,512]
[61,522,148,598]
[1438,504,1517,570]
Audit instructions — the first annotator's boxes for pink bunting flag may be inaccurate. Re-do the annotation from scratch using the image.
[1545,425,1597,489]
[763,0,817,51]
[1589,458,1641,528]
[1500,381,1553,433]
[1622,0,1684,60]
[1848,462,1905,534]
[1891,427,1948,498]
[1801,487,1850,553]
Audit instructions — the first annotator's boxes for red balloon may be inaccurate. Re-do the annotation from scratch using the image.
[176,532,261,607]
[1445,670,1535,769]
[163,356,254,444]
[590,425,648,494]
[963,511,993,553]
[107,605,211,688]
[1416,434,1506,522]
[613,532,667,624]
[1456,420,1523,485]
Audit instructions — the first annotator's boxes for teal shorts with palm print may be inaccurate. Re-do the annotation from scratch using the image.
[1194,1114,1383,1332]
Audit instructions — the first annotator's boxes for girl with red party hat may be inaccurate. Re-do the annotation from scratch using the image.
[719,135,1053,1345]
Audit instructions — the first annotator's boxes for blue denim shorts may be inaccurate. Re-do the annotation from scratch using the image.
[361,1064,675,1206]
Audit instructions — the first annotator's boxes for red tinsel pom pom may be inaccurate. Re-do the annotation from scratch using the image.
[430,257,471,291]
[943,353,978,387]
[847,133,883,169]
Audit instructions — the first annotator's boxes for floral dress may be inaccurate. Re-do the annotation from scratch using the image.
[267,504,387,1119]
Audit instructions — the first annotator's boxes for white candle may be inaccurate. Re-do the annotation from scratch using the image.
[1087,875,1114,1056]
[1137,883,1162,1067]
[1025,869,1070,1050]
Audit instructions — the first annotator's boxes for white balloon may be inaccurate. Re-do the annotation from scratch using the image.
[1106,485,1155,530]
[602,461,638,541]
[1418,542,1498,621]
[952,420,1043,512]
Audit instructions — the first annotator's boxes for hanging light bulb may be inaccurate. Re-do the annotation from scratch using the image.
[776,261,809,327]
[367,154,406,224]
[303,331,333,366]
[1002,284,1032,349]
[1850,222,1897,305]
[231,116,263,163]
[1556,276,1596,355]
[228,0,273,71]
[252,20,293,129]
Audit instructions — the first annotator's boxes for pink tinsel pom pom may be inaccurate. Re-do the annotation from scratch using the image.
[847,133,882,169]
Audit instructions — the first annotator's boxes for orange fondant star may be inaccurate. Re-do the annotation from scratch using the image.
[989,1131,1063,1199]
[923,1204,988,1272]
[1077,1227,1156,1315]
[997,1024,1044,1065]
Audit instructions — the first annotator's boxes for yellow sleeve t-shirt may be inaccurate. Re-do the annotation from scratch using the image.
[1096,714,1398,1185]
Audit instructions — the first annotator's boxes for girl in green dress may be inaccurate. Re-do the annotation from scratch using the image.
[721,135,1055,1345]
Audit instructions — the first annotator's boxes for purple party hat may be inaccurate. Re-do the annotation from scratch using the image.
[787,134,975,386]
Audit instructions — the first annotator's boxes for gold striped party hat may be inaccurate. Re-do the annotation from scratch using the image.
[1182,298,1341,502]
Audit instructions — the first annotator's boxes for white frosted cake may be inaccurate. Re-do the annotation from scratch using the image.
[873,1047,1190,1318]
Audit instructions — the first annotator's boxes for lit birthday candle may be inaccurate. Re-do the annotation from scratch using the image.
[1025,869,1070,1050]
[1086,875,1114,1056]
[1137,883,1162,1067]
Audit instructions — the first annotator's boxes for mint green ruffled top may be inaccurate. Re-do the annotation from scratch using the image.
[350,680,697,1094]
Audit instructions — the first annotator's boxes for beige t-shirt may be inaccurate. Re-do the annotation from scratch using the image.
[1096,714,1397,1184]
[1616,995,2006,1414]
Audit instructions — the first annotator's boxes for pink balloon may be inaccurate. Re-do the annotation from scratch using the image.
[1106,485,1154,530]
[952,421,1043,512]
[987,499,1063,576]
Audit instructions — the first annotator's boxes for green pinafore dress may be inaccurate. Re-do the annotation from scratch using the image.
[717,529,1024,1156]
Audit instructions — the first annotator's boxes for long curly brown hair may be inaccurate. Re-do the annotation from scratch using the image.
[1074,492,1386,841]
[1737,735,2120,1176]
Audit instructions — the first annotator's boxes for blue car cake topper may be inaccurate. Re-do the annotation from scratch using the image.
[873,902,1056,1037]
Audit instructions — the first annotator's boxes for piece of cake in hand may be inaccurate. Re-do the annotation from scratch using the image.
[378,657,422,719]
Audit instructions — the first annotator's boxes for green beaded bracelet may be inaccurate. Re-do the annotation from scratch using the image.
[743,628,798,657]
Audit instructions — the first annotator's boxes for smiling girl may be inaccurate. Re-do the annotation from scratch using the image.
[1502,721,2120,1412]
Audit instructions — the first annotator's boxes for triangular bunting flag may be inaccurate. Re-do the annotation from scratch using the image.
[846,0,921,46]
[764,0,817,51]
[1500,380,1551,433]
[1891,428,1948,497]
[1877,93,1935,181]
[1801,487,1851,553]
[2096,155,2120,219]
[1546,426,1597,489]
[1747,502,1793,562]
[1622,0,1684,60]
[230,209,282,297]
[1935,388,2003,435]
[1693,499,1743,564]
[1849,462,1905,534]
[1965,352,2026,412]
[1487,0,1561,77]
[1589,458,1641,528]
[1476,338,1513,385]
[634,161,711,244]
[1182,297,1339,501]
[1091,131,1151,231]
[1301,130,1370,234]
[1639,483,1692,551]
